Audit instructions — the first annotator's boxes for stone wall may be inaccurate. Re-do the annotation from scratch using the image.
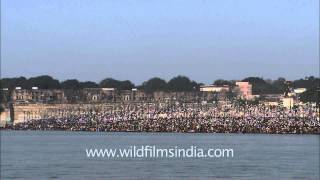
[1,103,127,125]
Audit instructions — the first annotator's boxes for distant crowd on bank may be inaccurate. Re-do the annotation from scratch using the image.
[9,102,320,134]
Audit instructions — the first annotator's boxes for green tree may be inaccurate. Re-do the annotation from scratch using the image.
[293,76,319,103]
[79,81,98,88]
[100,78,134,90]
[1,77,28,89]
[167,75,197,92]
[141,77,167,93]
[61,79,81,89]
[293,76,319,89]
[99,78,120,88]
[299,88,319,103]
[242,77,279,95]
[119,80,135,90]
[272,77,289,94]
[27,75,60,89]
[213,79,233,87]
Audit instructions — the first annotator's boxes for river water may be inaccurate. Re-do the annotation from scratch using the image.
[1,131,319,179]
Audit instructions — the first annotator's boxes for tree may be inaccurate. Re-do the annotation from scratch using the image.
[100,78,120,88]
[61,79,81,89]
[190,81,201,91]
[141,77,167,93]
[242,77,266,94]
[299,88,319,103]
[293,76,319,89]
[242,77,266,84]
[293,77,319,103]
[242,77,279,95]
[272,77,288,94]
[119,80,135,90]
[100,78,135,90]
[1,77,28,89]
[167,75,196,92]
[27,75,60,89]
[213,79,233,87]
[79,81,99,88]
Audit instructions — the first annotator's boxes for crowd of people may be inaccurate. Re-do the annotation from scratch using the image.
[11,101,320,134]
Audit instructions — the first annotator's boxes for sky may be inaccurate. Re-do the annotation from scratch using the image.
[1,0,319,85]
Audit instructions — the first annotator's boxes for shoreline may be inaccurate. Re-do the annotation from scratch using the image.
[1,128,319,135]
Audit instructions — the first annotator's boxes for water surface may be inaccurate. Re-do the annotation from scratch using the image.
[1,131,319,179]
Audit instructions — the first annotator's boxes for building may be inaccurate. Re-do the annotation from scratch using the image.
[235,82,253,99]
[282,97,295,108]
[286,88,307,102]
[293,88,307,94]
[12,89,65,104]
[263,94,283,102]
[82,88,148,103]
[200,85,229,92]
[82,88,116,102]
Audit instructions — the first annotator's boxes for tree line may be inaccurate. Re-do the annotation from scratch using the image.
[0,75,202,92]
[0,75,319,102]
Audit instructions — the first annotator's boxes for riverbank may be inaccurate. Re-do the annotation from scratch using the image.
[2,126,319,134]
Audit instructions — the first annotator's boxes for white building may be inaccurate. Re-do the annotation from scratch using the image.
[200,85,229,92]
[282,97,295,108]
[293,88,307,94]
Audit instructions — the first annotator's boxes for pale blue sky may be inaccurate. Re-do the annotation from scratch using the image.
[1,0,319,84]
